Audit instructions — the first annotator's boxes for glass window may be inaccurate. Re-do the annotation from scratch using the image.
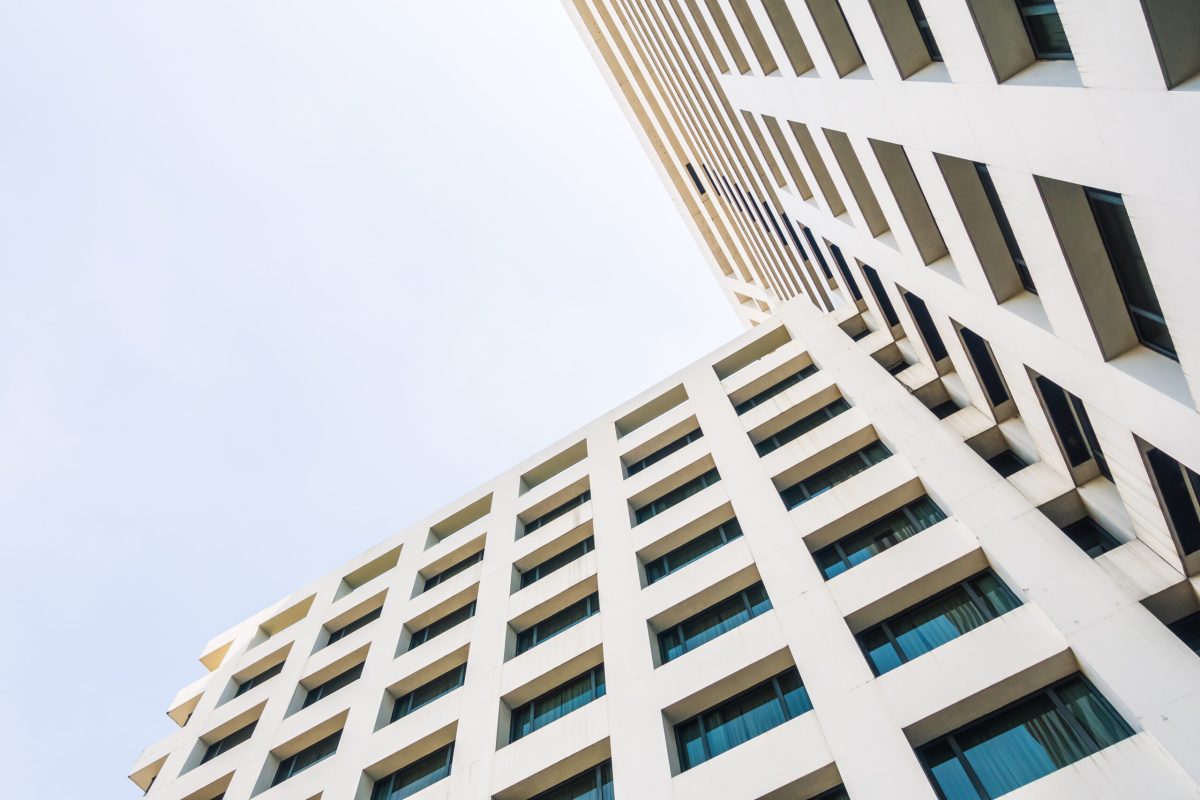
[907,0,941,61]
[302,662,364,708]
[1143,446,1200,557]
[510,666,606,742]
[904,292,949,361]
[829,244,863,301]
[986,450,1028,477]
[1060,518,1120,558]
[272,730,341,786]
[684,163,706,195]
[634,468,721,524]
[234,661,284,697]
[1016,0,1072,60]
[858,571,1020,675]
[675,668,812,770]
[391,664,467,722]
[645,520,743,584]
[659,583,773,663]
[530,762,614,800]
[917,676,1131,799]
[408,601,476,650]
[201,721,256,764]
[974,163,1034,294]
[959,327,1009,408]
[1034,376,1110,479]
[370,743,454,800]
[1085,188,1175,360]
[780,442,892,509]
[756,398,851,456]
[862,264,900,327]
[734,364,820,414]
[627,429,704,477]
[521,536,595,588]
[516,593,600,654]
[803,226,834,279]
[1168,612,1200,656]
[524,490,592,535]
[814,496,947,579]
[327,606,382,646]
[422,550,484,592]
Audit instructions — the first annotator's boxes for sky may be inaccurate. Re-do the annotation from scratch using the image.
[0,2,739,797]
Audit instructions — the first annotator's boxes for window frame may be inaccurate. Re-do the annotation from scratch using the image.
[781,441,892,509]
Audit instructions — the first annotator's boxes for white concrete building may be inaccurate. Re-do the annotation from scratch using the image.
[131,2,1200,799]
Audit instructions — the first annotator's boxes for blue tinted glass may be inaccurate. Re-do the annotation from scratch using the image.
[861,628,903,675]
[924,742,980,800]
[702,684,786,760]
[677,720,706,770]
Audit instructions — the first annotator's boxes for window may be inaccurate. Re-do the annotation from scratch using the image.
[510,665,606,742]
[627,429,704,477]
[1016,0,1072,60]
[917,676,1131,799]
[958,327,1009,409]
[684,162,706,195]
[814,496,947,579]
[524,490,592,535]
[1085,188,1175,360]
[974,163,1035,294]
[520,536,595,588]
[734,363,820,414]
[858,571,1020,675]
[1060,518,1120,558]
[634,468,721,524]
[1169,612,1200,656]
[903,292,949,361]
[675,668,812,770]
[660,582,772,663]
[234,661,284,697]
[645,520,743,584]
[780,442,892,509]
[1142,446,1200,564]
[422,551,484,592]
[756,398,851,456]
[302,663,363,708]
[1034,376,1110,480]
[327,606,383,646]
[829,244,862,301]
[862,265,900,327]
[803,227,834,279]
[813,789,850,800]
[200,721,256,765]
[370,743,454,800]
[272,730,341,786]
[907,0,941,61]
[408,601,476,651]
[516,593,600,654]
[391,664,467,722]
[986,450,1028,477]
[930,399,959,419]
[530,762,614,800]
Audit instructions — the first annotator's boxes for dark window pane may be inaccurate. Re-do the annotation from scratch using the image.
[907,0,942,61]
[756,398,851,455]
[734,364,819,414]
[392,665,466,722]
[517,594,600,654]
[645,520,743,584]
[627,429,704,476]
[781,442,891,509]
[1145,447,1200,555]
[235,661,284,697]
[862,264,900,326]
[524,490,592,535]
[409,601,475,650]
[303,663,363,708]
[974,163,1034,294]
[923,740,982,800]
[987,450,1028,477]
[830,244,862,301]
[1017,0,1072,60]
[634,468,721,524]
[511,666,606,741]
[423,551,484,592]
[804,227,834,279]
[1168,612,1200,656]
[371,744,453,800]
[1060,518,1120,558]
[521,537,595,588]
[273,730,340,786]
[959,327,1009,407]
[904,292,949,361]
[529,762,614,800]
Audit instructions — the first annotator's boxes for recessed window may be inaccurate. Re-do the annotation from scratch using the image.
[907,0,941,61]
[1085,188,1175,360]
[902,291,949,362]
[634,468,721,525]
[858,570,1020,675]
[1141,444,1200,570]
[1034,375,1111,481]
[645,519,743,584]
[510,665,606,742]
[200,721,256,765]
[234,661,284,698]
[802,226,835,279]
[861,264,900,327]
[675,668,812,770]
[370,743,454,800]
[392,665,467,722]
[302,663,363,708]
[1016,0,1072,60]
[813,495,947,579]
[627,429,704,477]
[523,490,592,536]
[1168,612,1200,656]
[974,163,1035,294]
[780,441,892,509]
[917,676,1131,799]
[660,582,772,663]
[272,730,341,786]
[408,601,476,651]
[930,399,959,419]
[829,244,862,301]
[327,606,383,646]
[684,162,706,195]
[516,593,600,654]
[987,449,1028,477]
[734,363,820,414]
[958,326,1010,410]
[756,398,851,456]
[422,551,484,593]
[520,536,595,588]
[1060,517,1120,558]
[530,762,613,800]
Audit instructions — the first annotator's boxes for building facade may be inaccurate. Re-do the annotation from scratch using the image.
[131,2,1200,799]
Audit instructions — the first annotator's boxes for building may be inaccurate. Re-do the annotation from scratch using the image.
[130,2,1200,799]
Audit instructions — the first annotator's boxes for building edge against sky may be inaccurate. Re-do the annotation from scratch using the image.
[131,1,1200,799]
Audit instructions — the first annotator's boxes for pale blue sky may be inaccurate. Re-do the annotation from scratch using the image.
[0,2,737,796]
